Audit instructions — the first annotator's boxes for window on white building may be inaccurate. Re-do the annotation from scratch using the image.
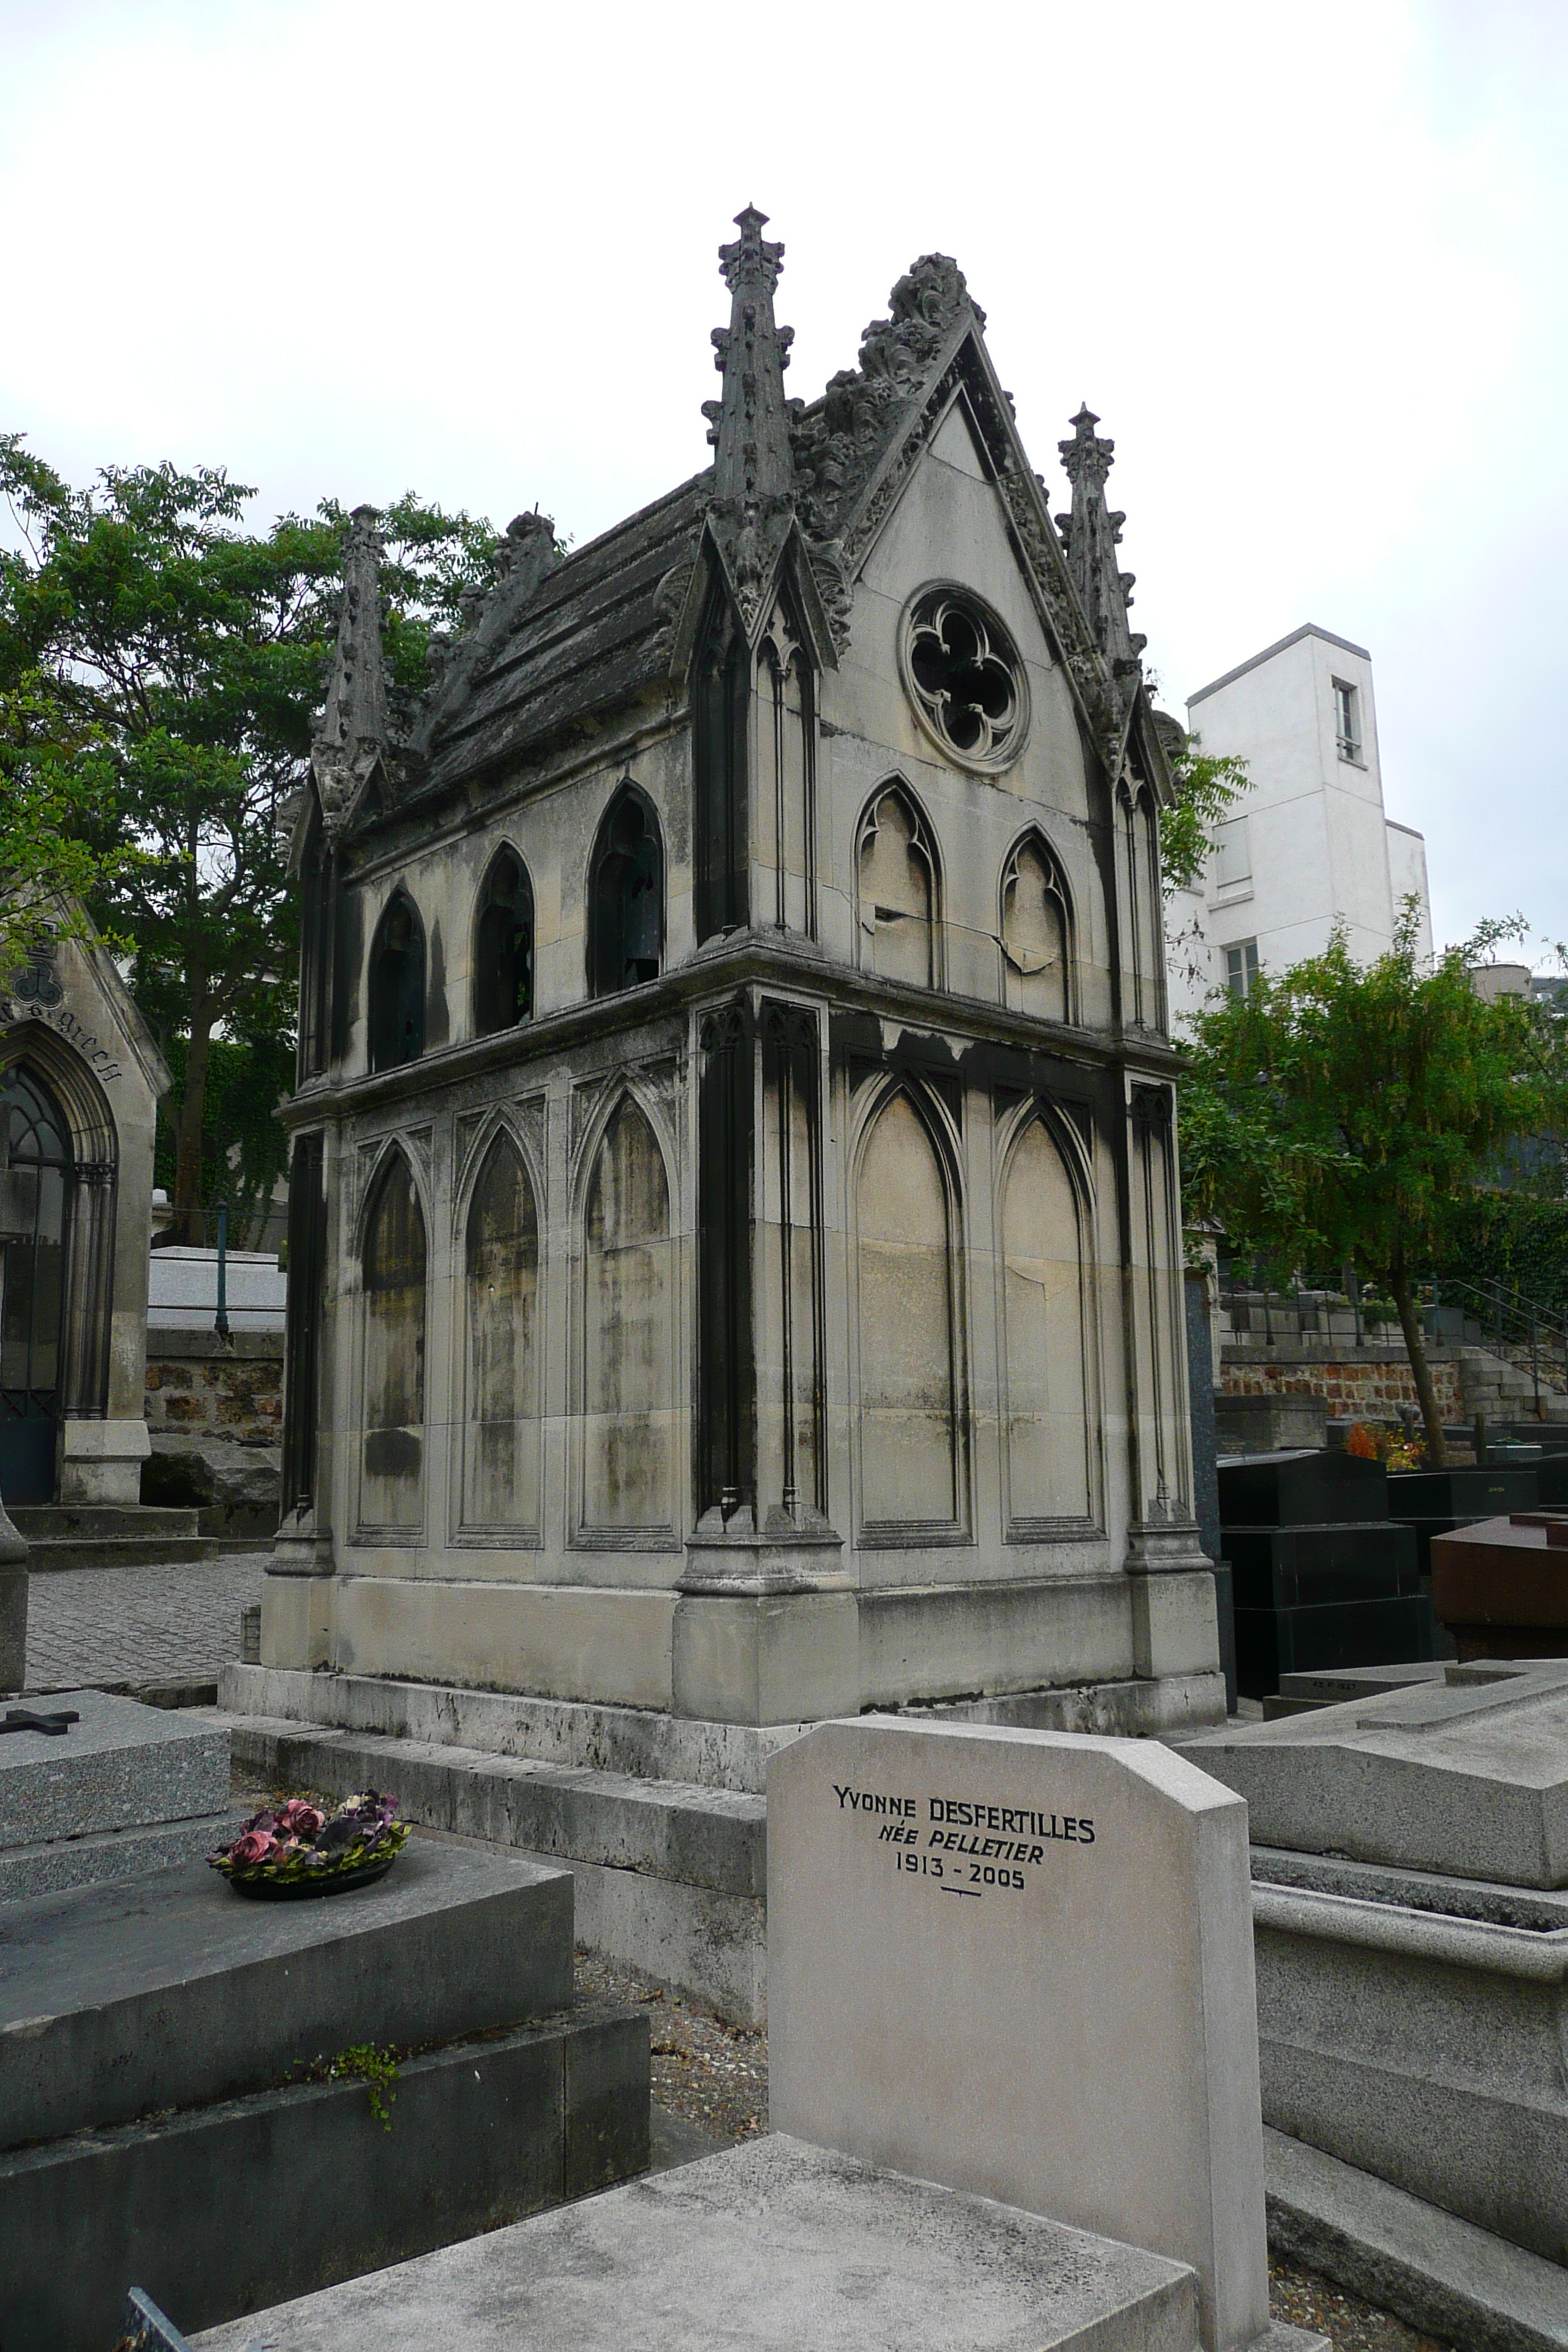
[1333,680,1360,763]
[1212,815,1252,897]
[1226,940,1260,1000]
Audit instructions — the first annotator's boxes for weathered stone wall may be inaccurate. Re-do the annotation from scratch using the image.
[143,1330,282,1538]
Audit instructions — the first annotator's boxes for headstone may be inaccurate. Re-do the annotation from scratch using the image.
[768,1716,1270,2352]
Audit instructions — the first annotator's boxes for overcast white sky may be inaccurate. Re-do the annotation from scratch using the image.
[4,0,1564,956]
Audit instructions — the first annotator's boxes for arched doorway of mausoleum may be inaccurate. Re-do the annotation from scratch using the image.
[0,1052,118,1505]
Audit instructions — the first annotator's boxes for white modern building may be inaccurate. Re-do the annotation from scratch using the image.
[1167,623,1433,1023]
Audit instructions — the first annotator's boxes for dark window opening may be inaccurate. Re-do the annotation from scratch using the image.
[693,590,750,942]
[474,851,535,1035]
[297,799,332,1082]
[368,892,425,1071]
[589,787,663,997]
[903,589,1026,769]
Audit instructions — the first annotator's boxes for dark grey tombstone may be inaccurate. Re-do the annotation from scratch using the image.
[1185,1267,1235,1714]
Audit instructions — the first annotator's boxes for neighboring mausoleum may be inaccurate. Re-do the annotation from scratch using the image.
[268,211,1221,1732]
[1,910,167,1510]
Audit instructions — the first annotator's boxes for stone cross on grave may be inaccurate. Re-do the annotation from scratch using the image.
[1,1707,78,1737]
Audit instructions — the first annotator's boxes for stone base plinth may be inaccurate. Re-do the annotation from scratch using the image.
[257,1561,1226,1733]
[57,1418,151,1507]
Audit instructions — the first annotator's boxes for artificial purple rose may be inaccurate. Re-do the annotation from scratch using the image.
[276,1800,325,1840]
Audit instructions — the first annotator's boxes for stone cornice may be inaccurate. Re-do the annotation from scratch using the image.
[281,938,1183,1130]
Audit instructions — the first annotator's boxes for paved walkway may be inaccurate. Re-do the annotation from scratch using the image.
[22,1553,267,1692]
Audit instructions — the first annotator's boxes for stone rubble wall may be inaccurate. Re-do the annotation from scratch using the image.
[1219,1344,1464,1423]
[142,1329,282,1538]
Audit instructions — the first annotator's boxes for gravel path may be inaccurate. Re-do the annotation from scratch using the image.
[22,1552,265,1692]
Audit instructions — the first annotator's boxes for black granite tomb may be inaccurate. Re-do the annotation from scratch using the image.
[1224,1521,1421,1611]
[1216,1448,1387,1529]
[1234,1594,1436,1703]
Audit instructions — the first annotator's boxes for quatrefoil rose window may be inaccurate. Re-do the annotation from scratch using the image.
[900,587,1029,773]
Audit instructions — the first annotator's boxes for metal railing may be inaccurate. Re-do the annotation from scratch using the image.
[1216,1267,1568,1420]
[1431,1275,1568,1420]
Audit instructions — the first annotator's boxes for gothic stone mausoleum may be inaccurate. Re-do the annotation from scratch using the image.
[271,213,1222,1734]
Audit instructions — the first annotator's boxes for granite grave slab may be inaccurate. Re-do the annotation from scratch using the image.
[0,1686,229,1847]
[1187,1659,1568,1886]
[0,1838,573,2145]
[0,2002,647,2352]
[189,2133,1327,2352]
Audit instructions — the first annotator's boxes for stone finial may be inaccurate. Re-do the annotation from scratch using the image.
[313,504,391,833]
[1057,406,1146,687]
[703,206,797,633]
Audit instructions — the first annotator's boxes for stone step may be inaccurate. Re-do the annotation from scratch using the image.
[227,1716,766,1897]
[10,1504,202,1539]
[219,1662,801,1794]
[19,1534,215,1572]
[1265,2126,1568,2352]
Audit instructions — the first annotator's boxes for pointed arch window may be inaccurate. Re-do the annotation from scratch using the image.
[856,1089,963,1531]
[1000,1115,1092,1529]
[857,785,938,989]
[581,1097,675,1533]
[1120,783,1165,1033]
[1001,834,1073,1022]
[359,1152,426,1530]
[473,849,535,1036]
[589,786,663,998]
[463,1132,540,1530]
[368,892,425,1071]
[693,591,749,943]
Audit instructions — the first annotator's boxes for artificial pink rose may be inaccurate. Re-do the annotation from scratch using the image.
[229,1829,276,1867]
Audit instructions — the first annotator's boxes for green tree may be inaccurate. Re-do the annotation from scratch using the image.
[1160,745,1250,896]
[1179,913,1568,1464]
[0,439,494,1235]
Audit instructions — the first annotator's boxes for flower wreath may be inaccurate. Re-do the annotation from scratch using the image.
[210,1792,411,1885]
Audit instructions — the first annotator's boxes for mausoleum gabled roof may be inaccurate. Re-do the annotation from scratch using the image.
[337,214,1161,832]
[415,470,710,797]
